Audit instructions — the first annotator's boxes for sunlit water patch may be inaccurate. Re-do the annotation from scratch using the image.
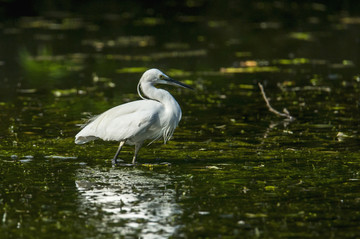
[75,166,182,238]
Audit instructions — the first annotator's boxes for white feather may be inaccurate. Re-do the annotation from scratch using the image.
[74,68,191,163]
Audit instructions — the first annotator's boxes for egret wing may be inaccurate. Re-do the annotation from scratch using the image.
[75,100,162,143]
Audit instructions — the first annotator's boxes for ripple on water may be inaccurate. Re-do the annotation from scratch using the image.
[76,166,182,238]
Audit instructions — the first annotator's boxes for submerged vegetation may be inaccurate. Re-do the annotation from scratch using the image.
[1,0,360,238]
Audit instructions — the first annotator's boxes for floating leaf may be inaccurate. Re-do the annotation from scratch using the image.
[289,32,313,41]
[116,67,149,73]
[220,66,279,73]
[264,185,277,191]
[245,213,268,218]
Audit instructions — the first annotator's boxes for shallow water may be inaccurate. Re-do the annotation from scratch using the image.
[1,1,360,238]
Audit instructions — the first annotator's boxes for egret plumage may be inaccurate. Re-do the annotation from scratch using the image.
[75,68,192,164]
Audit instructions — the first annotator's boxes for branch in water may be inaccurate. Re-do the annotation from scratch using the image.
[258,82,295,121]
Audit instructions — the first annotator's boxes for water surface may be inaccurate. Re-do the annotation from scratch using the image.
[1,1,360,238]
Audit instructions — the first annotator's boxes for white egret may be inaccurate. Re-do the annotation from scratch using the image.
[75,68,192,164]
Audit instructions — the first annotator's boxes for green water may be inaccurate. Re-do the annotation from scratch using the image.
[1,1,360,238]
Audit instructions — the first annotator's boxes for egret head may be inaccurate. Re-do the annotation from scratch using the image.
[140,69,193,89]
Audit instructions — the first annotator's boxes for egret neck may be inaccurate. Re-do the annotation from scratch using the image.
[140,82,181,118]
[140,81,182,142]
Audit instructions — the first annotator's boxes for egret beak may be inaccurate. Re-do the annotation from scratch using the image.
[164,78,193,90]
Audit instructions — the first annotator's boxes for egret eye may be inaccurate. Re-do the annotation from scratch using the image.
[159,75,164,80]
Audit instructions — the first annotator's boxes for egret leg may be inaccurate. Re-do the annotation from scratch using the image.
[132,142,143,164]
[112,140,126,165]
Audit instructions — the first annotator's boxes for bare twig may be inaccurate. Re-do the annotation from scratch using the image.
[258,82,295,121]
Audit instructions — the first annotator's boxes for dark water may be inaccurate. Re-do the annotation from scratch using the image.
[1,1,360,238]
